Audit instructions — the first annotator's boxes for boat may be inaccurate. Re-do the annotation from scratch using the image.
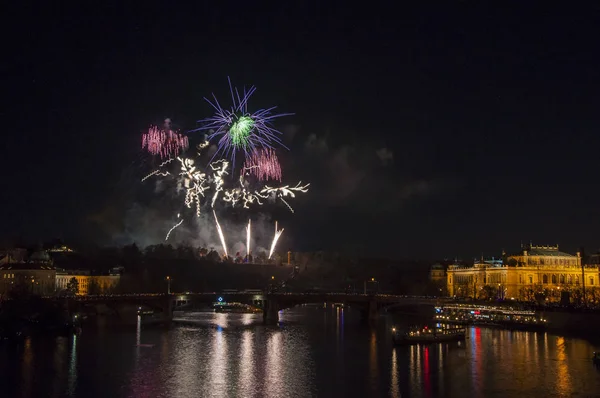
[434,305,548,331]
[213,303,261,314]
[392,325,466,345]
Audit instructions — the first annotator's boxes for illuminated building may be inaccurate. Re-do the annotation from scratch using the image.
[447,244,598,302]
[56,268,121,295]
[47,245,74,253]
[429,263,447,295]
[429,264,446,281]
[0,250,57,296]
[0,248,122,296]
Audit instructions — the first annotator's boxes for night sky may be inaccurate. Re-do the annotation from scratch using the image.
[3,3,600,260]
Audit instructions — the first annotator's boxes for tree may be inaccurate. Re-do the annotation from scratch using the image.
[481,285,497,300]
[255,250,267,264]
[66,277,79,295]
[198,247,208,258]
[88,277,101,295]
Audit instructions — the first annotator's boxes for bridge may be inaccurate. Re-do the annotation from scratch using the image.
[72,292,454,324]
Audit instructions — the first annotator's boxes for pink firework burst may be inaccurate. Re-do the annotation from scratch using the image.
[243,148,282,181]
[142,125,189,159]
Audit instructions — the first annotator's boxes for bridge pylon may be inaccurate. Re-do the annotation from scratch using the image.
[263,296,279,325]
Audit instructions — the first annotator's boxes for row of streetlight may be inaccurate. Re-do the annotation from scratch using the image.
[164,275,276,294]
[164,275,377,294]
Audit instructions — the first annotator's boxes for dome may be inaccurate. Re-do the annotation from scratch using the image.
[30,250,51,263]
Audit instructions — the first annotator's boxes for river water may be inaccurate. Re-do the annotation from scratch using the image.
[1,305,600,397]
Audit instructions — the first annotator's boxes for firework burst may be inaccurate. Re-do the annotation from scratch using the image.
[243,148,282,182]
[140,80,309,251]
[142,122,189,159]
[191,78,292,167]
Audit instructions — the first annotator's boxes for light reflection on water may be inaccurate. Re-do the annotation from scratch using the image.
[238,330,255,396]
[208,326,228,396]
[67,334,77,396]
[1,306,600,397]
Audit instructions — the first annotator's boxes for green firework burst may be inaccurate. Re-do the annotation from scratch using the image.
[229,115,255,148]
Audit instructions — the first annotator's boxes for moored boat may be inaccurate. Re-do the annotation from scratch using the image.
[392,325,466,345]
[214,303,261,314]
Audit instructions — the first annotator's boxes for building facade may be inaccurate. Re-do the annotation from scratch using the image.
[0,250,57,296]
[429,263,447,295]
[429,263,446,281]
[447,244,599,303]
[56,268,121,295]
[0,249,122,296]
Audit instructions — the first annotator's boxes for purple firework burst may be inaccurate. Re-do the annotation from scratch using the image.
[191,78,292,167]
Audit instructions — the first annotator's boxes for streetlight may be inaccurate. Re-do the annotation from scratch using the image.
[166,276,171,294]
[271,276,275,280]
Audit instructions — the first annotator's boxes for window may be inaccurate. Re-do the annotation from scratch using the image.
[567,275,572,284]
[542,275,548,284]
[590,277,595,286]
[552,275,557,284]
[560,275,565,284]
[528,276,533,284]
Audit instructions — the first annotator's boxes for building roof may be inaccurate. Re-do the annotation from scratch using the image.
[55,268,91,276]
[0,263,56,271]
[430,263,444,270]
[512,245,576,257]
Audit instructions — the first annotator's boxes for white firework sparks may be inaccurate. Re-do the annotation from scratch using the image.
[269,221,284,260]
[178,157,209,216]
[144,155,308,214]
[165,214,184,240]
[246,219,251,256]
[209,160,229,207]
[257,182,310,213]
[213,209,228,258]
